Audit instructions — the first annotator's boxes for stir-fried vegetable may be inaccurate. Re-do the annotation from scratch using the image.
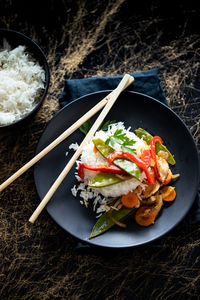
[89,172,123,187]
[163,170,172,185]
[107,151,156,184]
[161,186,176,201]
[89,189,171,237]
[93,138,141,181]
[150,136,163,182]
[121,192,140,208]
[139,149,152,167]
[135,206,157,226]
[89,206,134,239]
[75,124,179,238]
[78,163,127,179]
[135,194,163,226]
[135,128,176,165]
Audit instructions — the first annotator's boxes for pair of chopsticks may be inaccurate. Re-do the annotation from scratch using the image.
[0,74,134,223]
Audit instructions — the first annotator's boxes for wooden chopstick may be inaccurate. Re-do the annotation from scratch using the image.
[0,77,132,193]
[0,98,107,192]
[29,74,134,223]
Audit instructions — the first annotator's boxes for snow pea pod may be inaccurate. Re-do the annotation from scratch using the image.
[135,128,176,165]
[93,138,141,180]
[89,172,122,187]
[89,206,134,239]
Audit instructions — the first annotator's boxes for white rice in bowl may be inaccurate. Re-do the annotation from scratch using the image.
[0,39,45,125]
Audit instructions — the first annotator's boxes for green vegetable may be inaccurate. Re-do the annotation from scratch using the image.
[113,158,141,179]
[80,120,117,135]
[79,119,92,135]
[121,145,136,155]
[106,128,136,148]
[135,128,176,165]
[89,172,123,187]
[93,138,141,180]
[89,207,134,239]
[135,128,152,144]
[98,120,116,131]
[155,143,175,165]
[93,138,114,158]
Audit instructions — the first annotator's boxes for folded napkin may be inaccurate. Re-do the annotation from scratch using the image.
[59,68,167,107]
[59,68,200,250]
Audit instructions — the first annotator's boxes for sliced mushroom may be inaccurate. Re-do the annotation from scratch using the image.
[157,156,170,183]
[142,195,157,204]
[157,150,169,160]
[154,193,163,215]
[141,181,160,199]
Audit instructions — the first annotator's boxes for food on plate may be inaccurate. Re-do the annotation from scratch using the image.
[0,39,45,125]
[71,122,179,239]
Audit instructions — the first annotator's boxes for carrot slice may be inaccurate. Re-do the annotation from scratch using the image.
[135,206,156,226]
[93,145,98,153]
[161,186,174,198]
[121,192,140,208]
[161,186,176,201]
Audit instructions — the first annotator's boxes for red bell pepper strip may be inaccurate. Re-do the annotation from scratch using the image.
[78,163,85,179]
[78,163,127,179]
[150,136,163,181]
[140,149,151,168]
[107,151,156,184]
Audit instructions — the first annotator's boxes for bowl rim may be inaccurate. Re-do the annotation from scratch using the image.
[0,28,50,128]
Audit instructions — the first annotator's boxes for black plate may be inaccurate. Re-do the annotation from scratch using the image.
[34,91,199,248]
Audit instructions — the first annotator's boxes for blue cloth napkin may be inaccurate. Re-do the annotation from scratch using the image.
[59,68,167,107]
[59,68,200,250]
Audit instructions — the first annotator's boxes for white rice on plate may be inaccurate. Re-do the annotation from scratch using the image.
[70,122,148,216]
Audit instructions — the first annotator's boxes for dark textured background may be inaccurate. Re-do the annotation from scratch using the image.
[0,0,200,299]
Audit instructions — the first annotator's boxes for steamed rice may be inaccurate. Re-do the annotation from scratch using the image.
[71,122,149,215]
[0,40,45,125]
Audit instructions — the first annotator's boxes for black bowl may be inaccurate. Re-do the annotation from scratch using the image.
[0,28,50,128]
